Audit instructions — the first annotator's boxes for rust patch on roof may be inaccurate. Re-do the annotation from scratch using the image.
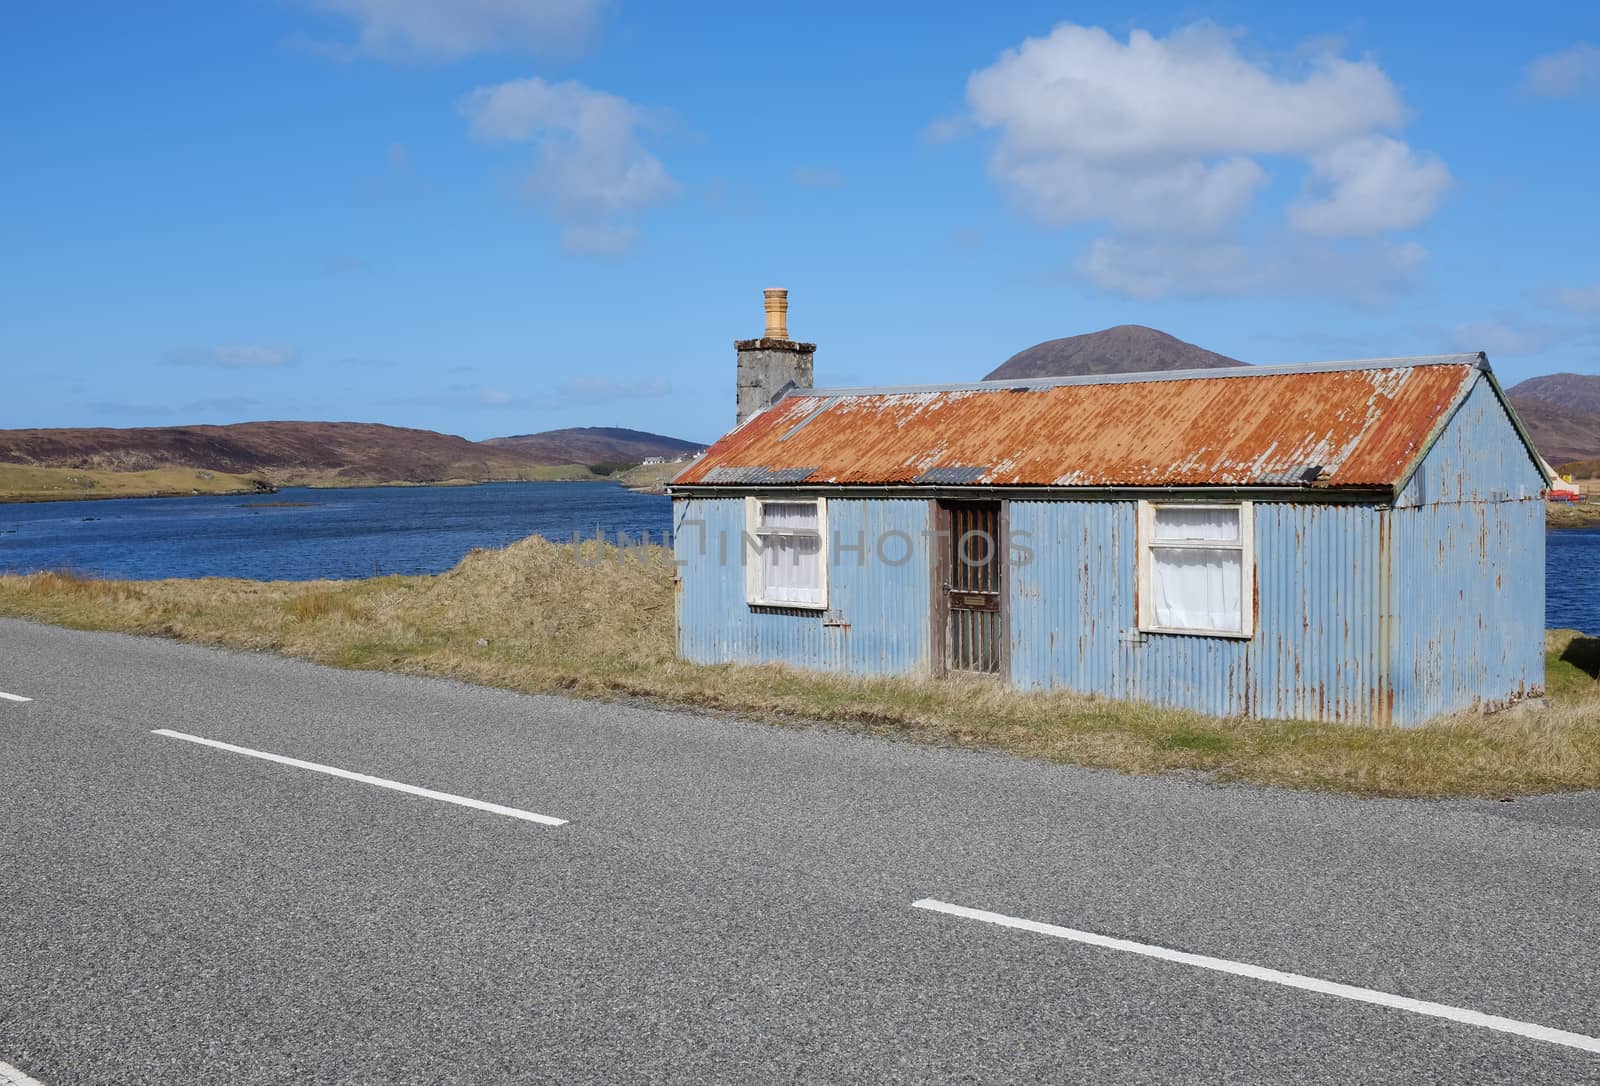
[675,362,1480,491]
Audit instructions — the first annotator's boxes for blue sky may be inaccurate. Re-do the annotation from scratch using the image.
[2,1,1598,444]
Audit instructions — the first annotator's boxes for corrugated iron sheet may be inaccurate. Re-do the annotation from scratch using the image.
[1007,500,1385,721]
[1385,498,1545,723]
[674,496,933,677]
[676,360,1481,491]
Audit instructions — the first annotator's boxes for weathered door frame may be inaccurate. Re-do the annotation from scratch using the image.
[929,498,1010,679]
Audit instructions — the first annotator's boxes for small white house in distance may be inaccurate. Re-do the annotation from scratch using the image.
[666,292,1551,727]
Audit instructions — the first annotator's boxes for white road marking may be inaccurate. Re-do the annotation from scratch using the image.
[0,691,32,703]
[152,729,567,827]
[912,898,1600,1055]
[0,1057,48,1086]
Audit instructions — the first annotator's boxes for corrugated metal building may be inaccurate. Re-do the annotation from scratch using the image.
[670,297,1549,726]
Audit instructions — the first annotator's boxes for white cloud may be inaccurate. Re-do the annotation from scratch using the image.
[955,21,1449,299]
[166,344,301,369]
[461,77,676,253]
[790,166,844,188]
[1524,42,1600,98]
[1078,236,1427,306]
[1289,136,1451,236]
[1552,283,1600,313]
[183,396,266,415]
[1076,238,1254,299]
[556,376,671,404]
[384,384,540,410]
[967,24,1402,161]
[964,23,1421,234]
[1445,315,1599,357]
[559,223,640,257]
[922,115,971,145]
[1448,321,1545,357]
[994,155,1265,235]
[306,0,604,60]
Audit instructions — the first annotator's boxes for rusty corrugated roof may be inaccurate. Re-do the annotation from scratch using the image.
[674,355,1488,491]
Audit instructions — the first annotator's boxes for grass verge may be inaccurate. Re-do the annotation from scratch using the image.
[0,535,1595,799]
[0,463,270,502]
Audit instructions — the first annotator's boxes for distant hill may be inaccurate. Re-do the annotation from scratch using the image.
[985,325,1246,381]
[0,421,703,490]
[0,422,550,487]
[485,427,705,465]
[1505,373,1600,466]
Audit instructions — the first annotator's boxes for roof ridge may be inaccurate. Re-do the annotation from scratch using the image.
[795,353,1487,400]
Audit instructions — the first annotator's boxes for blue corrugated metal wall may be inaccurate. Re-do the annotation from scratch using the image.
[1385,499,1545,722]
[673,496,933,676]
[1397,375,1546,508]
[1008,501,1383,720]
[1385,375,1548,723]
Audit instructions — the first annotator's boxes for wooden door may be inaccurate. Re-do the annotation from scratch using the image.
[935,500,1005,675]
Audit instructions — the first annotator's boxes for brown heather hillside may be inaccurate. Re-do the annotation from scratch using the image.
[0,422,707,490]
[985,325,1246,381]
[0,422,548,486]
[1509,372,1600,414]
[1506,373,1600,465]
[485,426,705,464]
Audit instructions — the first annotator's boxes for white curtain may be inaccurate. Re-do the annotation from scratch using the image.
[1153,506,1239,542]
[760,502,822,605]
[1151,548,1242,631]
[1150,507,1242,631]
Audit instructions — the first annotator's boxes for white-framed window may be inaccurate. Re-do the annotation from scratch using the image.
[744,496,829,609]
[1137,501,1254,638]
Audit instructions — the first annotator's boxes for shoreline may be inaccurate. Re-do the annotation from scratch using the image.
[1547,501,1600,530]
[3,475,1590,525]
[0,475,642,506]
[0,485,275,505]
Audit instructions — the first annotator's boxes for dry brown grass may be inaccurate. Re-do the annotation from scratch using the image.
[1,536,1595,798]
[0,463,269,502]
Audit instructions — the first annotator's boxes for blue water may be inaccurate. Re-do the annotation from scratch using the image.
[0,486,1594,632]
[1546,527,1600,633]
[0,483,671,582]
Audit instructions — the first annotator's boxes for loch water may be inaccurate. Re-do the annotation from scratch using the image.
[0,483,671,582]
[0,484,1595,633]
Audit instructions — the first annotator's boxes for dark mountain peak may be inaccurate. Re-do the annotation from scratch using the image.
[483,427,705,463]
[1506,378,1600,466]
[985,325,1247,381]
[491,426,699,445]
[1507,372,1600,415]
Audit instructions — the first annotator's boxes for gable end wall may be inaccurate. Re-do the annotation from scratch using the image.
[1385,374,1547,723]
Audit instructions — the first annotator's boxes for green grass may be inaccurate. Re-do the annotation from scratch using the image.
[1156,728,1236,755]
[617,461,684,492]
[0,463,270,502]
[0,537,1594,799]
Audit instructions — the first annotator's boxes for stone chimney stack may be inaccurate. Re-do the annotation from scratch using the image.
[736,288,814,426]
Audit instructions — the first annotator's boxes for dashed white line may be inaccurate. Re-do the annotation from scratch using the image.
[912,898,1600,1055]
[0,691,32,703]
[152,729,567,827]
[0,1057,48,1086]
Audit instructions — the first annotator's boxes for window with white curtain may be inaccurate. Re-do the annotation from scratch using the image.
[745,497,828,609]
[1137,502,1254,637]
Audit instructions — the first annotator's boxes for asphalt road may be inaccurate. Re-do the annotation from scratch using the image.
[0,617,1596,1085]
